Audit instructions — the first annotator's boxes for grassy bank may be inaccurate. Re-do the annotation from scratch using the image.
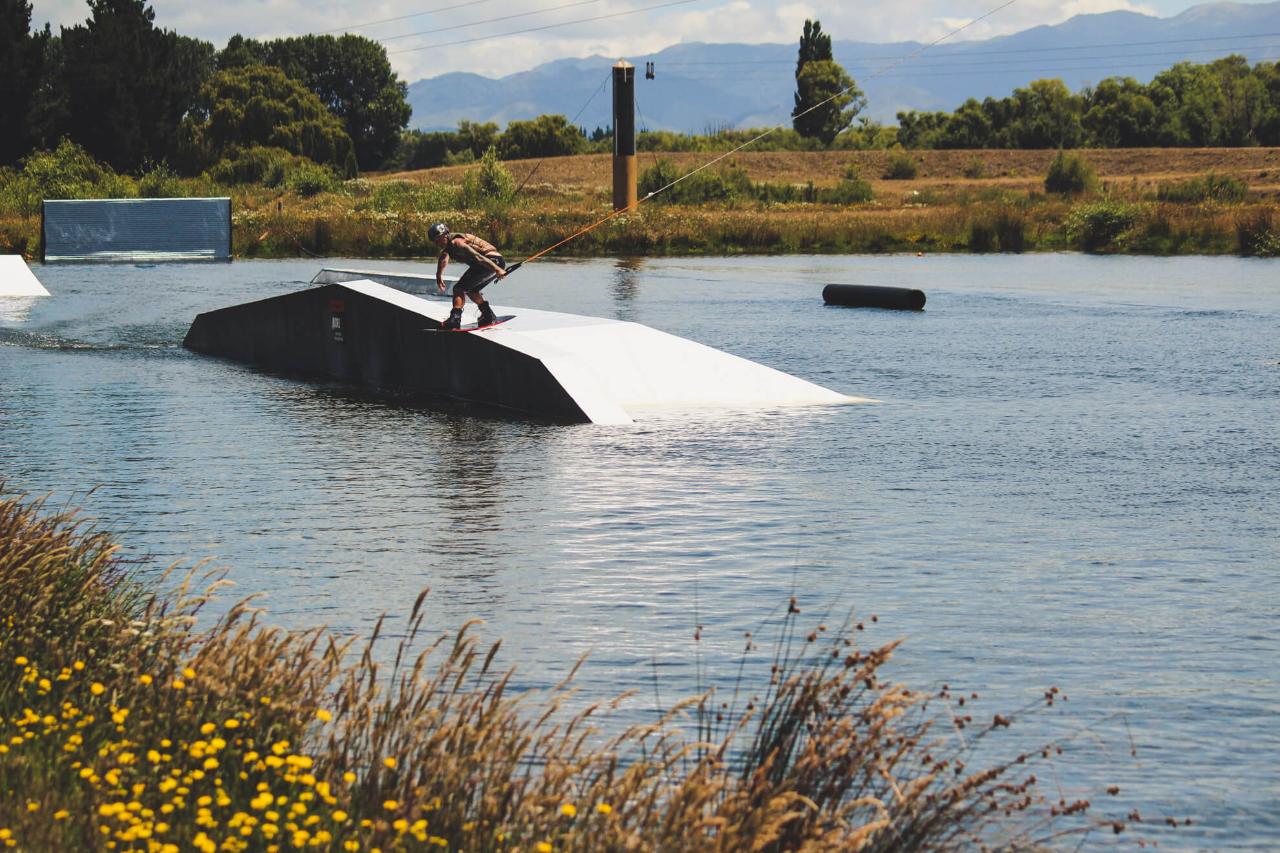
[0,489,1154,851]
[3,147,1279,259]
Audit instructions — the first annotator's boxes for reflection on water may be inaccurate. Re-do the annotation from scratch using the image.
[610,257,643,321]
[0,255,1278,848]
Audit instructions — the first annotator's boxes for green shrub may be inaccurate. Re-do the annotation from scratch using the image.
[0,140,134,215]
[206,147,302,187]
[819,174,874,205]
[883,152,919,180]
[994,210,1027,252]
[459,146,516,210]
[286,162,341,197]
[638,159,754,204]
[1066,201,1140,251]
[1156,173,1247,204]
[962,158,986,179]
[357,180,459,213]
[1236,209,1280,256]
[1044,151,1096,194]
[136,162,184,198]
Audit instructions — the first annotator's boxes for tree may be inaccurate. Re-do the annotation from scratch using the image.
[181,65,356,176]
[217,34,410,170]
[0,0,50,164]
[1005,79,1085,148]
[1082,78,1159,147]
[58,0,214,171]
[792,20,862,146]
[497,114,585,160]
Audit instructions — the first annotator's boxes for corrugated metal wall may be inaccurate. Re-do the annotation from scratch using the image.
[42,198,232,263]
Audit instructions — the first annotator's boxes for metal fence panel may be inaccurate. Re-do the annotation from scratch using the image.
[42,198,232,263]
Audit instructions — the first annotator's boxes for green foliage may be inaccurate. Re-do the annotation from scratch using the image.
[1236,209,1280,256]
[353,179,458,213]
[818,167,873,204]
[792,19,863,147]
[459,147,516,210]
[0,140,134,215]
[183,66,356,176]
[883,152,919,180]
[217,33,410,170]
[136,161,183,198]
[498,114,586,160]
[0,0,51,166]
[205,146,303,187]
[1044,151,1096,194]
[1156,172,1247,203]
[962,158,986,179]
[638,159,757,204]
[285,161,341,197]
[57,0,215,172]
[1066,200,1141,252]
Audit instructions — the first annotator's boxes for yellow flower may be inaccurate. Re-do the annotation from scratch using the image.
[138,674,152,686]
[560,803,576,818]
[14,656,28,666]
[383,757,397,769]
[90,683,105,696]
[200,722,217,736]
[182,667,196,679]
[383,800,399,811]
[331,810,348,823]
[171,679,185,690]
[596,802,613,815]
[316,709,332,722]
[343,772,357,784]
[537,843,553,853]
[53,810,69,820]
[393,819,408,833]
[224,719,239,729]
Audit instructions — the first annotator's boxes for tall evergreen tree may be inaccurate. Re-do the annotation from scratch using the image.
[59,0,213,171]
[792,20,862,146]
[0,0,49,164]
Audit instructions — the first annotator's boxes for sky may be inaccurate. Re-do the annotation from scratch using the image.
[28,0,1278,82]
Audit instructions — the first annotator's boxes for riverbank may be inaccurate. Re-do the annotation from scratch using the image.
[3,148,1278,259]
[0,490,1148,851]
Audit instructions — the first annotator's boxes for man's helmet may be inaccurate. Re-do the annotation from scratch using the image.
[428,222,450,241]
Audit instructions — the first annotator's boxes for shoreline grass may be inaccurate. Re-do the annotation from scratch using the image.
[2,146,1278,260]
[0,489,1165,851]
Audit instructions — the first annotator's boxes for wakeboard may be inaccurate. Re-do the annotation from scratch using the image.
[432,315,515,333]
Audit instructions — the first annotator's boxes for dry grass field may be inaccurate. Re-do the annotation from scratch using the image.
[387,148,1280,200]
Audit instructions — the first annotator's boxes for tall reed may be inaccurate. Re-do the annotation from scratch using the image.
[1,490,1158,850]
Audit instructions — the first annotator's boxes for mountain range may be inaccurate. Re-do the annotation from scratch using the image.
[407,1,1280,133]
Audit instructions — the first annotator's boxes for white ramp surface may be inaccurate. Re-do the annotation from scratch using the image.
[340,279,864,423]
[0,256,48,296]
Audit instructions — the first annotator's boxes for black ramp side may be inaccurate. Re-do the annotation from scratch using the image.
[183,284,591,423]
[823,284,926,311]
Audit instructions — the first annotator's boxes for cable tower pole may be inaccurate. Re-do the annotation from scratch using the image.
[612,59,637,211]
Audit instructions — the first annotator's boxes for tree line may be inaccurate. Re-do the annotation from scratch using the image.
[897,56,1280,149]
[0,0,410,175]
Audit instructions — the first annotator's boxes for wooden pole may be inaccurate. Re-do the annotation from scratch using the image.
[612,60,637,211]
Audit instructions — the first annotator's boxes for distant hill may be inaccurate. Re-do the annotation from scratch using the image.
[407,1,1280,132]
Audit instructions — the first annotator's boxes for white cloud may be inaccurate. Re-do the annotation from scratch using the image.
[23,0,1192,82]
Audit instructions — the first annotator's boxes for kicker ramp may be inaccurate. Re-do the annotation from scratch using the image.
[0,256,48,296]
[183,279,861,425]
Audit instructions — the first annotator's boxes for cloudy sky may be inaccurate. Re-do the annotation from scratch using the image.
[29,0,1274,81]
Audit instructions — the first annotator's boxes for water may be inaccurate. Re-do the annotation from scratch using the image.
[1,254,1277,848]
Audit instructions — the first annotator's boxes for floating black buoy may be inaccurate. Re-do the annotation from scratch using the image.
[823,284,926,311]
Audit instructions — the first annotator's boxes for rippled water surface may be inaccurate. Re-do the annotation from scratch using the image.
[2,254,1277,848]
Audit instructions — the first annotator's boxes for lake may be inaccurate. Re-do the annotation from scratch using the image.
[1,254,1276,848]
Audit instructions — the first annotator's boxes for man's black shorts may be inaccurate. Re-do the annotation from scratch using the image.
[455,256,506,293]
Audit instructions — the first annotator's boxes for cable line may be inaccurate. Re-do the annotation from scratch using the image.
[388,0,706,54]
[314,0,502,34]
[656,29,1280,65]
[513,68,613,197]
[381,0,607,43]
[517,0,1023,266]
